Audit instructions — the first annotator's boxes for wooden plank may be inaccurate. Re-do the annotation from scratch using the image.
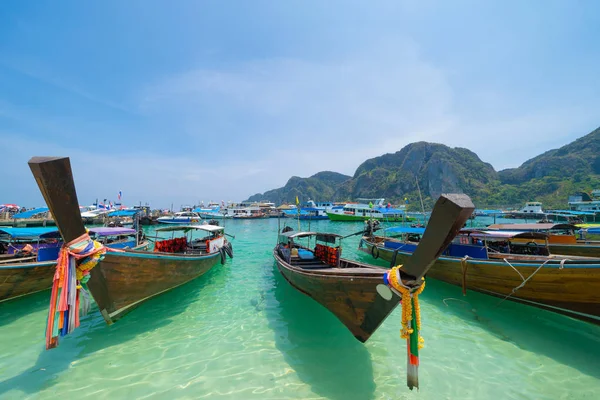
[400,193,474,281]
[28,157,86,243]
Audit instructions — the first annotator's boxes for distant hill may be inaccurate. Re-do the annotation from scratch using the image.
[334,142,498,209]
[246,126,600,209]
[246,171,351,204]
[495,126,600,207]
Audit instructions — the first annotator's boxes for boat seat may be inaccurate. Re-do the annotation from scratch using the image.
[297,262,332,269]
[297,249,315,260]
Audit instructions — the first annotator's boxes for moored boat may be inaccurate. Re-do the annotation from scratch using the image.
[274,193,474,343]
[11,207,56,227]
[360,227,600,324]
[326,198,415,222]
[0,226,149,303]
[232,207,267,219]
[27,156,233,349]
[198,211,232,219]
[282,200,332,220]
[91,223,231,323]
[488,223,600,258]
[0,227,62,302]
[502,201,547,219]
[282,207,329,220]
[157,211,203,224]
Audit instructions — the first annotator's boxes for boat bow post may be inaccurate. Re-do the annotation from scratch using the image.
[29,156,112,348]
[28,157,87,243]
[380,193,474,390]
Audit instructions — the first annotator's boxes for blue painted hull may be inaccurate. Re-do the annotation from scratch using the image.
[359,236,600,324]
[297,215,329,220]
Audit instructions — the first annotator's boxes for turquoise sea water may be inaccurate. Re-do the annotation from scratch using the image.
[1,218,599,399]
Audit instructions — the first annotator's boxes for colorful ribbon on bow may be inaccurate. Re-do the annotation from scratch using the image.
[45,233,107,350]
[384,265,426,390]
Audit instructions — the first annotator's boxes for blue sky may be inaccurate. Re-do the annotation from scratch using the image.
[1,0,599,208]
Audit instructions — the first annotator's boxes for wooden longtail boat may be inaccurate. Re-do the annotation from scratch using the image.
[28,156,232,326]
[0,227,149,303]
[487,223,600,258]
[273,194,474,343]
[360,228,600,324]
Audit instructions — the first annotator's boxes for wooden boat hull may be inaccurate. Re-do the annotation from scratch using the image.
[87,250,222,323]
[548,243,600,258]
[360,239,600,324]
[273,251,399,342]
[0,241,150,303]
[0,261,57,302]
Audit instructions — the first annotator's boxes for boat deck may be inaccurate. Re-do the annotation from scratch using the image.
[287,255,383,274]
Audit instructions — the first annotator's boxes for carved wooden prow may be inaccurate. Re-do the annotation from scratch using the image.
[28,157,87,243]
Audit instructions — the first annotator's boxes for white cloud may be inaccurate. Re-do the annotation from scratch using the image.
[0,134,274,208]
[139,38,457,177]
[3,35,598,207]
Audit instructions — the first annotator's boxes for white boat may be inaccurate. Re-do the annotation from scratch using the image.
[326,198,414,222]
[569,190,600,213]
[519,202,545,214]
[80,206,112,223]
[157,212,203,224]
[203,201,270,219]
[232,207,267,219]
[282,200,334,220]
[504,202,547,219]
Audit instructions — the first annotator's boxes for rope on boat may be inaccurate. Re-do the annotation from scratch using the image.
[460,256,470,295]
[384,265,425,390]
[45,232,122,350]
[442,298,471,307]
[497,257,567,305]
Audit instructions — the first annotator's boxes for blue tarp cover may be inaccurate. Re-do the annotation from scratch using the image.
[12,207,49,219]
[384,227,426,235]
[375,207,407,214]
[0,227,59,239]
[107,209,139,217]
[283,209,307,215]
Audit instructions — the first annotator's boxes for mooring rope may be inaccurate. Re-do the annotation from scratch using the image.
[497,257,560,305]
[460,255,470,295]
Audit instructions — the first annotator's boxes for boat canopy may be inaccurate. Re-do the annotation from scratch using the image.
[155,224,224,233]
[466,230,548,240]
[486,223,576,232]
[279,231,318,239]
[0,227,60,239]
[12,207,49,219]
[546,209,596,216]
[384,227,426,235]
[279,231,342,244]
[315,233,342,243]
[107,209,139,217]
[88,227,136,236]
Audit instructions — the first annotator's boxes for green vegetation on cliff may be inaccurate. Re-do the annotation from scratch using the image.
[246,127,600,209]
[246,171,351,204]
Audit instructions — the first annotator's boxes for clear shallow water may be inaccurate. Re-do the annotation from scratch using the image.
[1,218,599,399]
